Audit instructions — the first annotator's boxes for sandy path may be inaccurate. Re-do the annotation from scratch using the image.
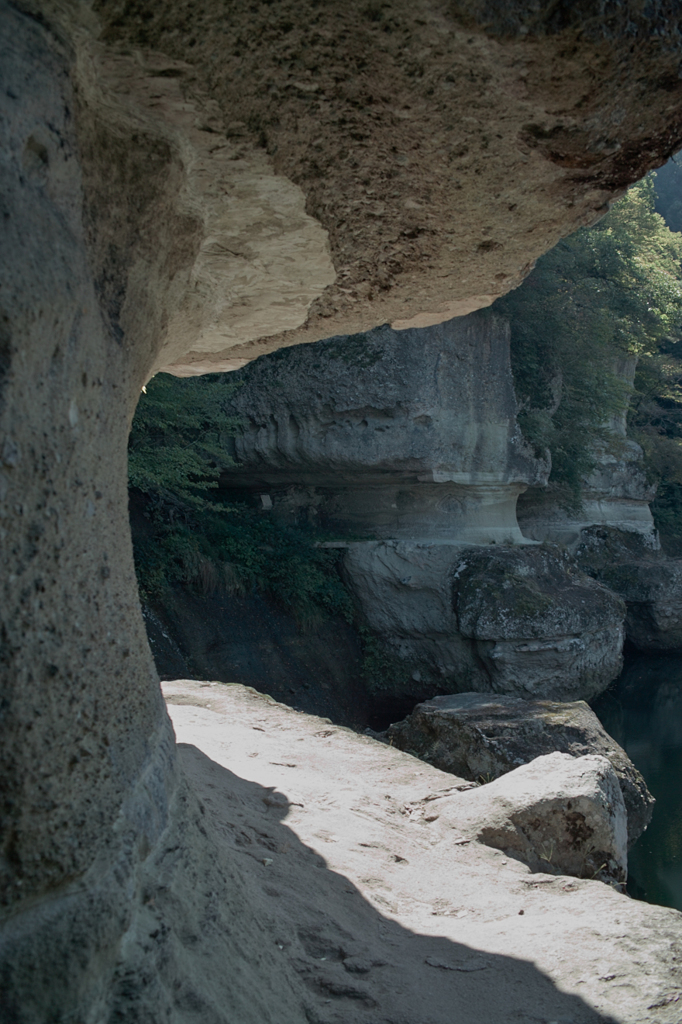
[164,679,682,1023]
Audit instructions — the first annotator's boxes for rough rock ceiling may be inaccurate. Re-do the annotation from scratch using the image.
[94,0,682,372]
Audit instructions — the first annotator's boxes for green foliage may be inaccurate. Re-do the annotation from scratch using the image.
[128,372,239,506]
[132,497,355,626]
[129,372,355,625]
[357,626,413,694]
[496,178,682,498]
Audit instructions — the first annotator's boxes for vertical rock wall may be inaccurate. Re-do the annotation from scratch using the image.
[221,312,547,542]
[0,1,181,1007]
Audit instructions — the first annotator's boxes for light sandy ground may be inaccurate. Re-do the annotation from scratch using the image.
[164,679,682,1024]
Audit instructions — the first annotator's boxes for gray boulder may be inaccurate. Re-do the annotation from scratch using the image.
[387,691,653,847]
[439,752,628,886]
[341,541,626,703]
[452,545,626,702]
[575,528,682,651]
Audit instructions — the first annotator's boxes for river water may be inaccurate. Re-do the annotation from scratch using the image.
[593,652,682,911]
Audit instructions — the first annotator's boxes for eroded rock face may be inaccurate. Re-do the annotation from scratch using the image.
[340,541,626,703]
[453,546,626,700]
[222,313,547,543]
[517,355,659,550]
[0,0,173,914]
[441,752,628,886]
[574,527,682,651]
[220,324,624,702]
[387,692,654,846]
[518,440,658,550]
[96,0,682,371]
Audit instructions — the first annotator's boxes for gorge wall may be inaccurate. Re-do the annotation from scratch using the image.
[5,0,682,1018]
[219,315,626,704]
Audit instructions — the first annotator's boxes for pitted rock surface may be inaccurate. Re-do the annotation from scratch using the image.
[452,545,626,701]
[97,0,682,371]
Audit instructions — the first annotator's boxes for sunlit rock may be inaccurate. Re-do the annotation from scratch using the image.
[387,691,654,846]
[440,752,628,886]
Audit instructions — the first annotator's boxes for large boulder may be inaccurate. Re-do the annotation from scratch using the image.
[439,752,628,886]
[452,545,626,701]
[387,692,653,846]
[575,528,682,651]
[340,541,626,704]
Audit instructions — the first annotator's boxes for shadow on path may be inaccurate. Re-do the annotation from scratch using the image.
[174,742,617,1024]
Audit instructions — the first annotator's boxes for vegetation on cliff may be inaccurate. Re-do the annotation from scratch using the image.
[496,176,682,534]
[129,373,353,625]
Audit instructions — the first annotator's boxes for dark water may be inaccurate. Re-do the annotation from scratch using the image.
[593,653,682,911]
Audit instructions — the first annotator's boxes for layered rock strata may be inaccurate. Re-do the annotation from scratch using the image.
[387,691,654,846]
[222,313,547,543]
[517,440,659,549]
[5,0,682,1018]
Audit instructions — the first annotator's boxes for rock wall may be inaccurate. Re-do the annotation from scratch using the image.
[219,324,625,701]
[575,527,682,651]
[517,355,659,550]
[0,2,332,1016]
[222,312,547,542]
[0,3,179,1010]
[514,352,682,651]
[517,440,658,549]
[5,0,682,1018]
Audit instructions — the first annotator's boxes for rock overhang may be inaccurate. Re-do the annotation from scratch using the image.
[89,0,682,372]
